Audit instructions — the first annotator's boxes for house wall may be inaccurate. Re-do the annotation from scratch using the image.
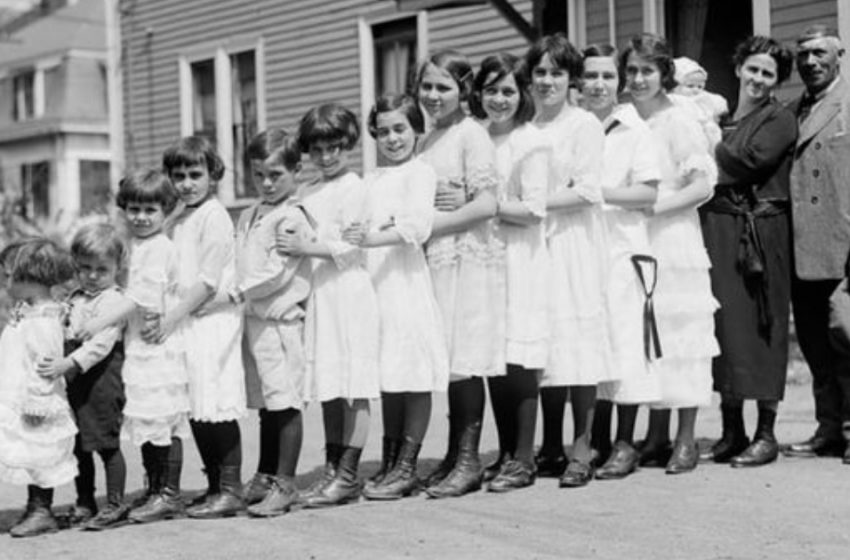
[119,0,532,179]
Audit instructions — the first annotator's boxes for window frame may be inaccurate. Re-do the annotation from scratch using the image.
[177,36,266,206]
[358,10,428,172]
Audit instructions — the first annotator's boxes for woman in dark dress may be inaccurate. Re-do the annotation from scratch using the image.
[700,36,797,467]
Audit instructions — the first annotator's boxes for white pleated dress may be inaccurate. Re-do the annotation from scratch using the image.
[0,302,77,487]
[171,198,246,422]
[536,106,614,388]
[597,104,664,404]
[300,172,381,402]
[492,124,551,369]
[122,233,191,445]
[364,159,450,393]
[419,117,506,379]
[645,104,720,409]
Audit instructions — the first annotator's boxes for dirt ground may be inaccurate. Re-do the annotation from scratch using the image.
[2,380,849,560]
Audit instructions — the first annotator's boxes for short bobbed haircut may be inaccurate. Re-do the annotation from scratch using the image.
[117,168,180,215]
[367,94,425,138]
[162,136,225,181]
[733,35,794,85]
[298,103,360,154]
[470,52,536,125]
[70,223,128,270]
[524,33,584,79]
[0,237,75,287]
[619,33,677,91]
[247,128,302,171]
[415,49,474,103]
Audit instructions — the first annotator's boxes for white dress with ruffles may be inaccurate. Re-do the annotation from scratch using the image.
[493,124,551,369]
[122,233,191,445]
[0,302,77,487]
[419,117,506,379]
[646,104,720,409]
[171,198,246,422]
[301,171,381,402]
[364,159,450,393]
[536,106,613,387]
[598,104,664,404]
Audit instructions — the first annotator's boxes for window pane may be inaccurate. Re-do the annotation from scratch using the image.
[191,59,217,144]
[231,50,258,199]
[20,161,50,219]
[79,160,111,214]
[373,18,417,97]
[13,71,35,121]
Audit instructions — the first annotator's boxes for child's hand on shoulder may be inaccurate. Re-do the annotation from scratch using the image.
[36,356,80,382]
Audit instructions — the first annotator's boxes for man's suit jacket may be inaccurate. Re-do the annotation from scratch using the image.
[790,77,850,280]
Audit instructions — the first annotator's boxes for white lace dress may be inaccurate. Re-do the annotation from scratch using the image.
[419,117,506,379]
[122,233,191,445]
[0,302,77,487]
[171,198,246,422]
[536,106,613,387]
[645,104,720,409]
[300,172,380,402]
[364,159,450,392]
[493,124,551,369]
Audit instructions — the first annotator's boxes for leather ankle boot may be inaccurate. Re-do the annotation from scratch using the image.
[701,404,749,463]
[247,476,298,518]
[426,421,483,499]
[366,437,402,489]
[421,416,458,488]
[363,438,421,500]
[483,451,508,483]
[302,446,363,508]
[243,472,274,505]
[298,443,343,503]
[10,487,59,538]
[187,465,245,519]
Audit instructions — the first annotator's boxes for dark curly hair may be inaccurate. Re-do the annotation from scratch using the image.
[0,237,75,287]
[367,93,425,138]
[524,33,584,80]
[298,103,360,154]
[247,128,302,171]
[619,33,677,92]
[162,135,225,182]
[470,52,536,125]
[733,35,794,85]
[117,167,180,215]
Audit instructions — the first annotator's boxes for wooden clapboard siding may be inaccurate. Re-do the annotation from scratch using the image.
[120,0,533,179]
[586,0,611,46]
[771,0,838,101]
[613,0,643,48]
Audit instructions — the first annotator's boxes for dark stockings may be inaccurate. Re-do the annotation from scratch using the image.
[257,408,303,478]
[74,442,127,506]
[539,386,567,457]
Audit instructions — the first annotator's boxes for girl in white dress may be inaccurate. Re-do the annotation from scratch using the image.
[471,53,550,492]
[352,94,449,500]
[277,104,380,507]
[0,239,77,538]
[155,137,247,516]
[527,34,612,488]
[622,34,719,475]
[580,44,663,481]
[83,170,192,524]
[416,50,504,499]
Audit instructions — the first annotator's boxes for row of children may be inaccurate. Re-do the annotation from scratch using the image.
[0,31,724,538]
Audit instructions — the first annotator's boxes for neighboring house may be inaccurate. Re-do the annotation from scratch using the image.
[115,0,850,207]
[0,0,110,226]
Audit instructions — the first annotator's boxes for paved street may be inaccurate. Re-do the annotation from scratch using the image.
[2,380,849,560]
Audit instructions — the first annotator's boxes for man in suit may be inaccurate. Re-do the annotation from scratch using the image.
[785,25,850,462]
